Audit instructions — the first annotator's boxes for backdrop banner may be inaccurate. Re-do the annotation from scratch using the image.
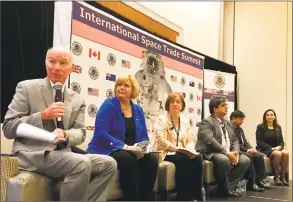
[55,1,205,138]
[203,69,235,119]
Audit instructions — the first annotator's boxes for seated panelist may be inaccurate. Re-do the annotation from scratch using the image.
[153,92,204,201]
[87,75,158,201]
[3,47,117,201]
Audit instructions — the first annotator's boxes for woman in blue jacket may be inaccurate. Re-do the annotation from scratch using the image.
[87,75,158,201]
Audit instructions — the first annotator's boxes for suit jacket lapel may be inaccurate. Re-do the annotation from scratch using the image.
[40,78,53,107]
[40,78,57,127]
[211,116,222,144]
[63,88,73,130]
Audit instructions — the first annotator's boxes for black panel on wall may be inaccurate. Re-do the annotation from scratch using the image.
[1,1,54,122]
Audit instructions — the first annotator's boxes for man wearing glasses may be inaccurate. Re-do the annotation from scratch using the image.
[196,97,250,197]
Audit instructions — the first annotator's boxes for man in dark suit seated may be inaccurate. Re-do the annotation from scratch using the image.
[230,110,270,191]
[3,47,117,201]
[196,97,250,197]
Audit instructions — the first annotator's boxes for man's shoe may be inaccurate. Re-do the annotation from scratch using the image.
[257,180,271,189]
[247,182,265,192]
[228,189,241,197]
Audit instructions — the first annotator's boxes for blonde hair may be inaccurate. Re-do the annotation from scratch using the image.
[114,75,139,99]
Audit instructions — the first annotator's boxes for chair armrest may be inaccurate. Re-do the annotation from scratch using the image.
[7,171,57,201]
[203,160,216,184]
[1,156,19,201]
[157,161,176,191]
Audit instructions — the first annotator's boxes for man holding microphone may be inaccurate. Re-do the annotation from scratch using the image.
[3,47,117,201]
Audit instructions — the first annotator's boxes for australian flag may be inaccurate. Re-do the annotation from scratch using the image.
[106,73,116,82]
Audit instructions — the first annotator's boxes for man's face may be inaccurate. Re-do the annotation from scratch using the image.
[214,101,228,117]
[45,49,72,84]
[232,117,245,127]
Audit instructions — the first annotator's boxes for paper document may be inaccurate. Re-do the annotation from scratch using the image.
[16,123,64,143]
[178,147,199,156]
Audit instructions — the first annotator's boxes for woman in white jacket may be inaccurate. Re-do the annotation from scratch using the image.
[153,92,204,201]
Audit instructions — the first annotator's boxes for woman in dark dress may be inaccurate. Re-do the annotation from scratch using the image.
[256,109,289,186]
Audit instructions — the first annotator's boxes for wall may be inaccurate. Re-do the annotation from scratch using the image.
[223,2,292,178]
[136,2,224,59]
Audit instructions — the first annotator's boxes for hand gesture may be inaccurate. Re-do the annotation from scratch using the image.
[41,102,65,120]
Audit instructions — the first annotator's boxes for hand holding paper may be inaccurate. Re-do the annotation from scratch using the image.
[16,123,65,144]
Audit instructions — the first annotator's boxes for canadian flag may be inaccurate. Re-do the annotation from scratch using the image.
[89,48,100,60]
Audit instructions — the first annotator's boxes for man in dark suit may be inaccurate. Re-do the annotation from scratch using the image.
[196,97,250,197]
[230,110,270,191]
[3,47,117,201]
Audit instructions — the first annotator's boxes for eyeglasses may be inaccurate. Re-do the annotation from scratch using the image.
[219,103,229,108]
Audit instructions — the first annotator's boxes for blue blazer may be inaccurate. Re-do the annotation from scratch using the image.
[87,97,149,155]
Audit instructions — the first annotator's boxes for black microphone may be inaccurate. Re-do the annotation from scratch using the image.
[53,82,67,150]
[54,82,64,129]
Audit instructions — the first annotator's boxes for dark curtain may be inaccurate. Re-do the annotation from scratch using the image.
[1,1,54,122]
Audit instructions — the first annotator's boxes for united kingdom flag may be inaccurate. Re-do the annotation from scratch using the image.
[72,64,82,74]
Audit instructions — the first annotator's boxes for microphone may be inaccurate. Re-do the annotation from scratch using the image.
[53,82,67,150]
[53,82,64,129]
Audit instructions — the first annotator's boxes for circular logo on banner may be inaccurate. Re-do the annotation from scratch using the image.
[70,82,81,94]
[189,119,193,127]
[71,41,82,56]
[106,89,114,98]
[88,66,99,80]
[180,77,186,86]
[107,53,116,66]
[197,82,202,91]
[189,93,194,101]
[214,74,225,89]
[88,104,97,118]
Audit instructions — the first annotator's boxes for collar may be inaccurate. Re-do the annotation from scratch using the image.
[49,79,66,93]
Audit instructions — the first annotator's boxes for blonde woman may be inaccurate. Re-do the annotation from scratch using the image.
[153,92,204,201]
[87,76,158,200]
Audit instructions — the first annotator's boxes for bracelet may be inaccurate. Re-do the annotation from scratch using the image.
[123,144,128,149]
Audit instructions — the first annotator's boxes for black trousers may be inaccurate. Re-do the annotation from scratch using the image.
[110,150,158,201]
[243,152,266,181]
[165,152,203,201]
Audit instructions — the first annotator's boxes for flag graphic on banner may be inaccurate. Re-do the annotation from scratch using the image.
[122,60,131,68]
[88,87,99,96]
[189,81,195,87]
[72,64,82,74]
[89,48,100,60]
[182,92,186,98]
[197,95,202,101]
[170,75,177,82]
[106,73,116,82]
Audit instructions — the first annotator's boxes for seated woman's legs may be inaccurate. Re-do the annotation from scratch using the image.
[189,154,204,201]
[138,153,159,200]
[110,150,140,200]
[270,150,282,185]
[280,150,289,186]
[165,152,203,201]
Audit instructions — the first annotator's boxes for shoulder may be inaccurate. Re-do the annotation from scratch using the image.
[257,124,264,129]
[17,78,44,88]
[155,113,168,124]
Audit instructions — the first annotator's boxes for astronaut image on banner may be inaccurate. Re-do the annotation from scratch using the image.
[135,50,172,131]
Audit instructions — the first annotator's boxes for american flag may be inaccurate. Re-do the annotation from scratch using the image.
[170,75,177,82]
[106,73,116,82]
[122,60,131,68]
[189,81,195,87]
[72,64,82,74]
[89,48,100,60]
[88,87,99,96]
